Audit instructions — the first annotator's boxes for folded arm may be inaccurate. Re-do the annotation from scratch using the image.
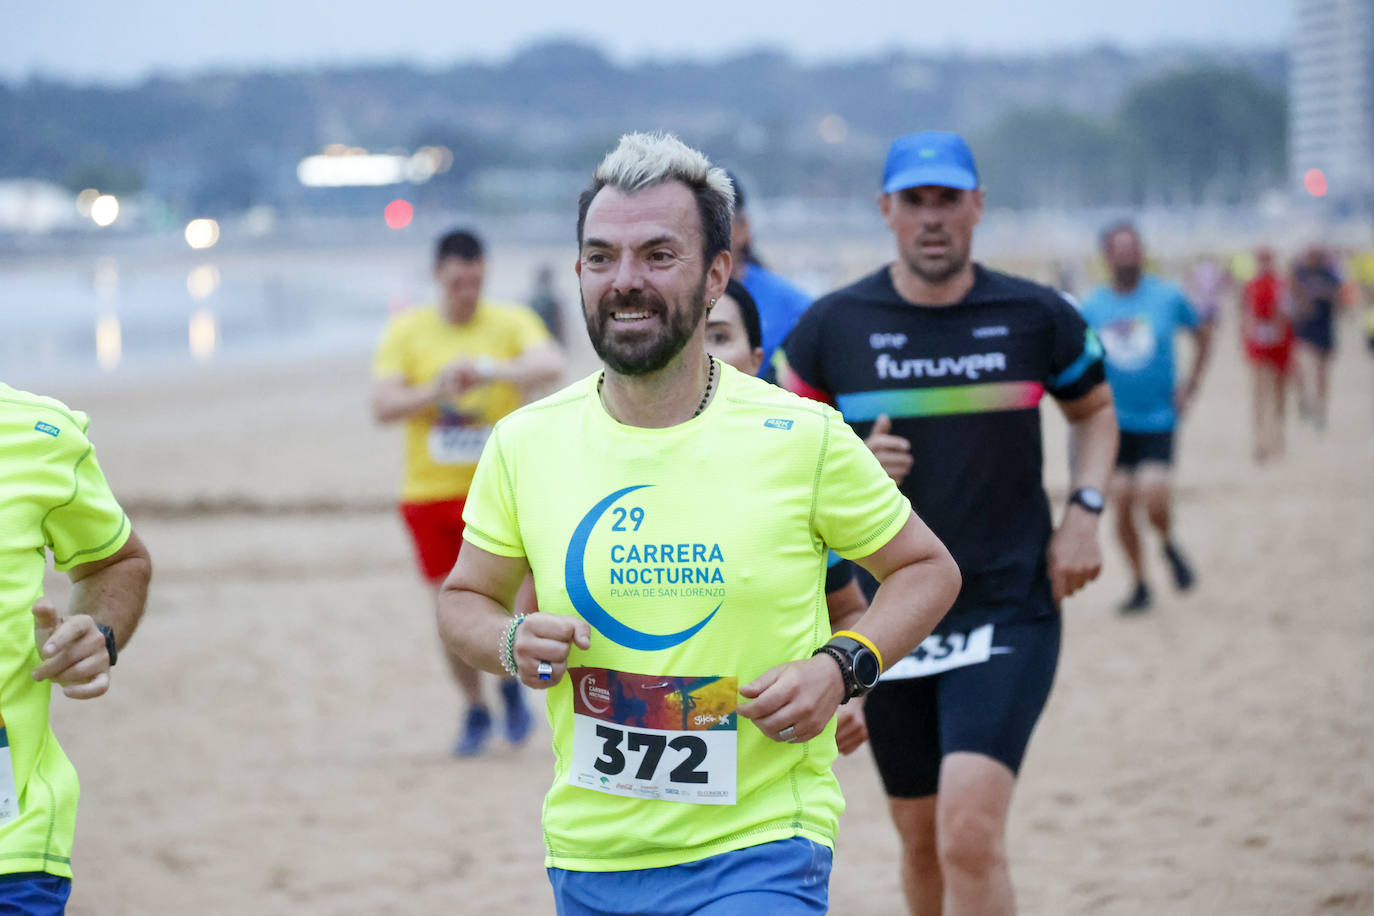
[436,542,588,689]
[739,513,960,744]
[33,529,152,699]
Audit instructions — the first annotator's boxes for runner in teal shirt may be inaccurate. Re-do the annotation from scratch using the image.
[1078,221,1214,613]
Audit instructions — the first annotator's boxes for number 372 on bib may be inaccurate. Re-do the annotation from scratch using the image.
[569,667,738,806]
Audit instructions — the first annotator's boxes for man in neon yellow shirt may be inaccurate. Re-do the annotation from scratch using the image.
[372,229,564,756]
[436,133,961,914]
[0,383,151,913]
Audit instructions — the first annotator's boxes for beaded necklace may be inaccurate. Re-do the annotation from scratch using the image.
[598,354,716,422]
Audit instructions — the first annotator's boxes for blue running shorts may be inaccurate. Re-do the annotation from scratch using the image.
[0,872,72,915]
[547,836,832,916]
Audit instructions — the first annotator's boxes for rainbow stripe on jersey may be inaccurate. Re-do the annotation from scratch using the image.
[835,381,1044,421]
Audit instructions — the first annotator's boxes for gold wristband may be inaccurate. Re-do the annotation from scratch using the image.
[831,629,883,671]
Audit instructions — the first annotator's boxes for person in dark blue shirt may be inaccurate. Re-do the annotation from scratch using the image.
[726,172,813,381]
[1291,244,1342,429]
[1079,221,1214,613]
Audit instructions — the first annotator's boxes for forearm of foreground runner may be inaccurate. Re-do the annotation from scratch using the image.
[848,513,961,673]
[436,540,590,688]
[32,530,152,700]
[65,529,152,650]
[740,514,960,744]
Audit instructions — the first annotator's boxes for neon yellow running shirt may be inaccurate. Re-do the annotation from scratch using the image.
[372,302,551,503]
[0,384,132,878]
[462,362,911,871]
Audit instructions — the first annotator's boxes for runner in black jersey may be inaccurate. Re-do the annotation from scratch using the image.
[778,131,1119,915]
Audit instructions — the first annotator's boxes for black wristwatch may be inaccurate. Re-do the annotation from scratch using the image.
[1069,487,1105,514]
[814,635,880,704]
[96,624,118,667]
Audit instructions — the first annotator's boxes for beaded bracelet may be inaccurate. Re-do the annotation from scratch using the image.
[498,613,528,677]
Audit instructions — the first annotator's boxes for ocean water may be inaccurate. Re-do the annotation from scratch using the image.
[8,200,1244,392]
[0,235,581,390]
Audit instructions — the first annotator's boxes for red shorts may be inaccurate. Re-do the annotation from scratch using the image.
[400,499,467,584]
[1245,342,1292,374]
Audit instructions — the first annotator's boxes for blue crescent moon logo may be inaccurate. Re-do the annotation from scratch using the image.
[564,484,720,651]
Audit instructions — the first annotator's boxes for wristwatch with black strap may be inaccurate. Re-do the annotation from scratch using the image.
[96,624,118,667]
[813,631,882,704]
[1068,486,1105,514]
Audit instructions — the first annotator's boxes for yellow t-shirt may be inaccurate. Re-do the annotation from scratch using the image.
[0,384,132,879]
[462,363,911,872]
[372,301,551,503]
[1349,251,1374,299]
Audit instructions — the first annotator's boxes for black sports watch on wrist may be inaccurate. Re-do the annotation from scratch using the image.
[96,624,117,667]
[1068,486,1105,514]
[813,635,881,704]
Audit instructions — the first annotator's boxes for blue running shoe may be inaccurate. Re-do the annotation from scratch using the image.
[501,678,533,745]
[454,706,492,757]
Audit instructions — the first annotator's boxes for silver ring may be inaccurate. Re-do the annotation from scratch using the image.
[778,725,796,742]
[536,661,554,681]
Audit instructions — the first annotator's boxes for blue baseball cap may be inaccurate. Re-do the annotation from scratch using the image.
[882,131,979,193]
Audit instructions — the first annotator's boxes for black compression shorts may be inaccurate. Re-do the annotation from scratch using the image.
[1115,430,1174,470]
[863,605,1061,798]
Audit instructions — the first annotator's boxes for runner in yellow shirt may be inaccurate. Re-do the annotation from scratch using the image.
[371,229,563,756]
[436,133,960,914]
[0,384,151,913]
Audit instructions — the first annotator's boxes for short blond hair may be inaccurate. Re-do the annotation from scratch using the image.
[577,132,735,259]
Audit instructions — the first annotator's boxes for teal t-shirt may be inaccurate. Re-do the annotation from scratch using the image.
[1079,276,1200,432]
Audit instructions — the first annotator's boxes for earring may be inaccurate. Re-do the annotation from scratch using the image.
[708,298,717,308]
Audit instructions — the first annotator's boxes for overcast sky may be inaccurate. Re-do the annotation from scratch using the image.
[4,0,1291,84]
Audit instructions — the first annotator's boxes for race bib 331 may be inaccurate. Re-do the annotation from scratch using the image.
[881,624,995,680]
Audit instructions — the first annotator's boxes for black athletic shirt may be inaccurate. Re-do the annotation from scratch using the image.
[779,263,1106,618]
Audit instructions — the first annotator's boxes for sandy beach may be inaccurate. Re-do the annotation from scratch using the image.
[28,287,1374,914]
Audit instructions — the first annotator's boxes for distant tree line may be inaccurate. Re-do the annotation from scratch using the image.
[973,66,1286,208]
[0,44,1285,217]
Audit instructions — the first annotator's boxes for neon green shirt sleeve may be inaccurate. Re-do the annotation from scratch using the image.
[0,386,130,878]
[813,410,911,561]
[460,423,525,558]
[41,412,130,572]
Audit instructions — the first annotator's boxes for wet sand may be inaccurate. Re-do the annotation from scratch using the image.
[32,299,1374,914]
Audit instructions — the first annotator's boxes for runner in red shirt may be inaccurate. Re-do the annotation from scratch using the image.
[1240,248,1293,463]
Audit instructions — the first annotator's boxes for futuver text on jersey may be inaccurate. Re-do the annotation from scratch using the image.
[778,264,1105,619]
[461,363,911,872]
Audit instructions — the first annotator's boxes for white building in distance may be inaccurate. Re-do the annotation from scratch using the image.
[1290,0,1374,208]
